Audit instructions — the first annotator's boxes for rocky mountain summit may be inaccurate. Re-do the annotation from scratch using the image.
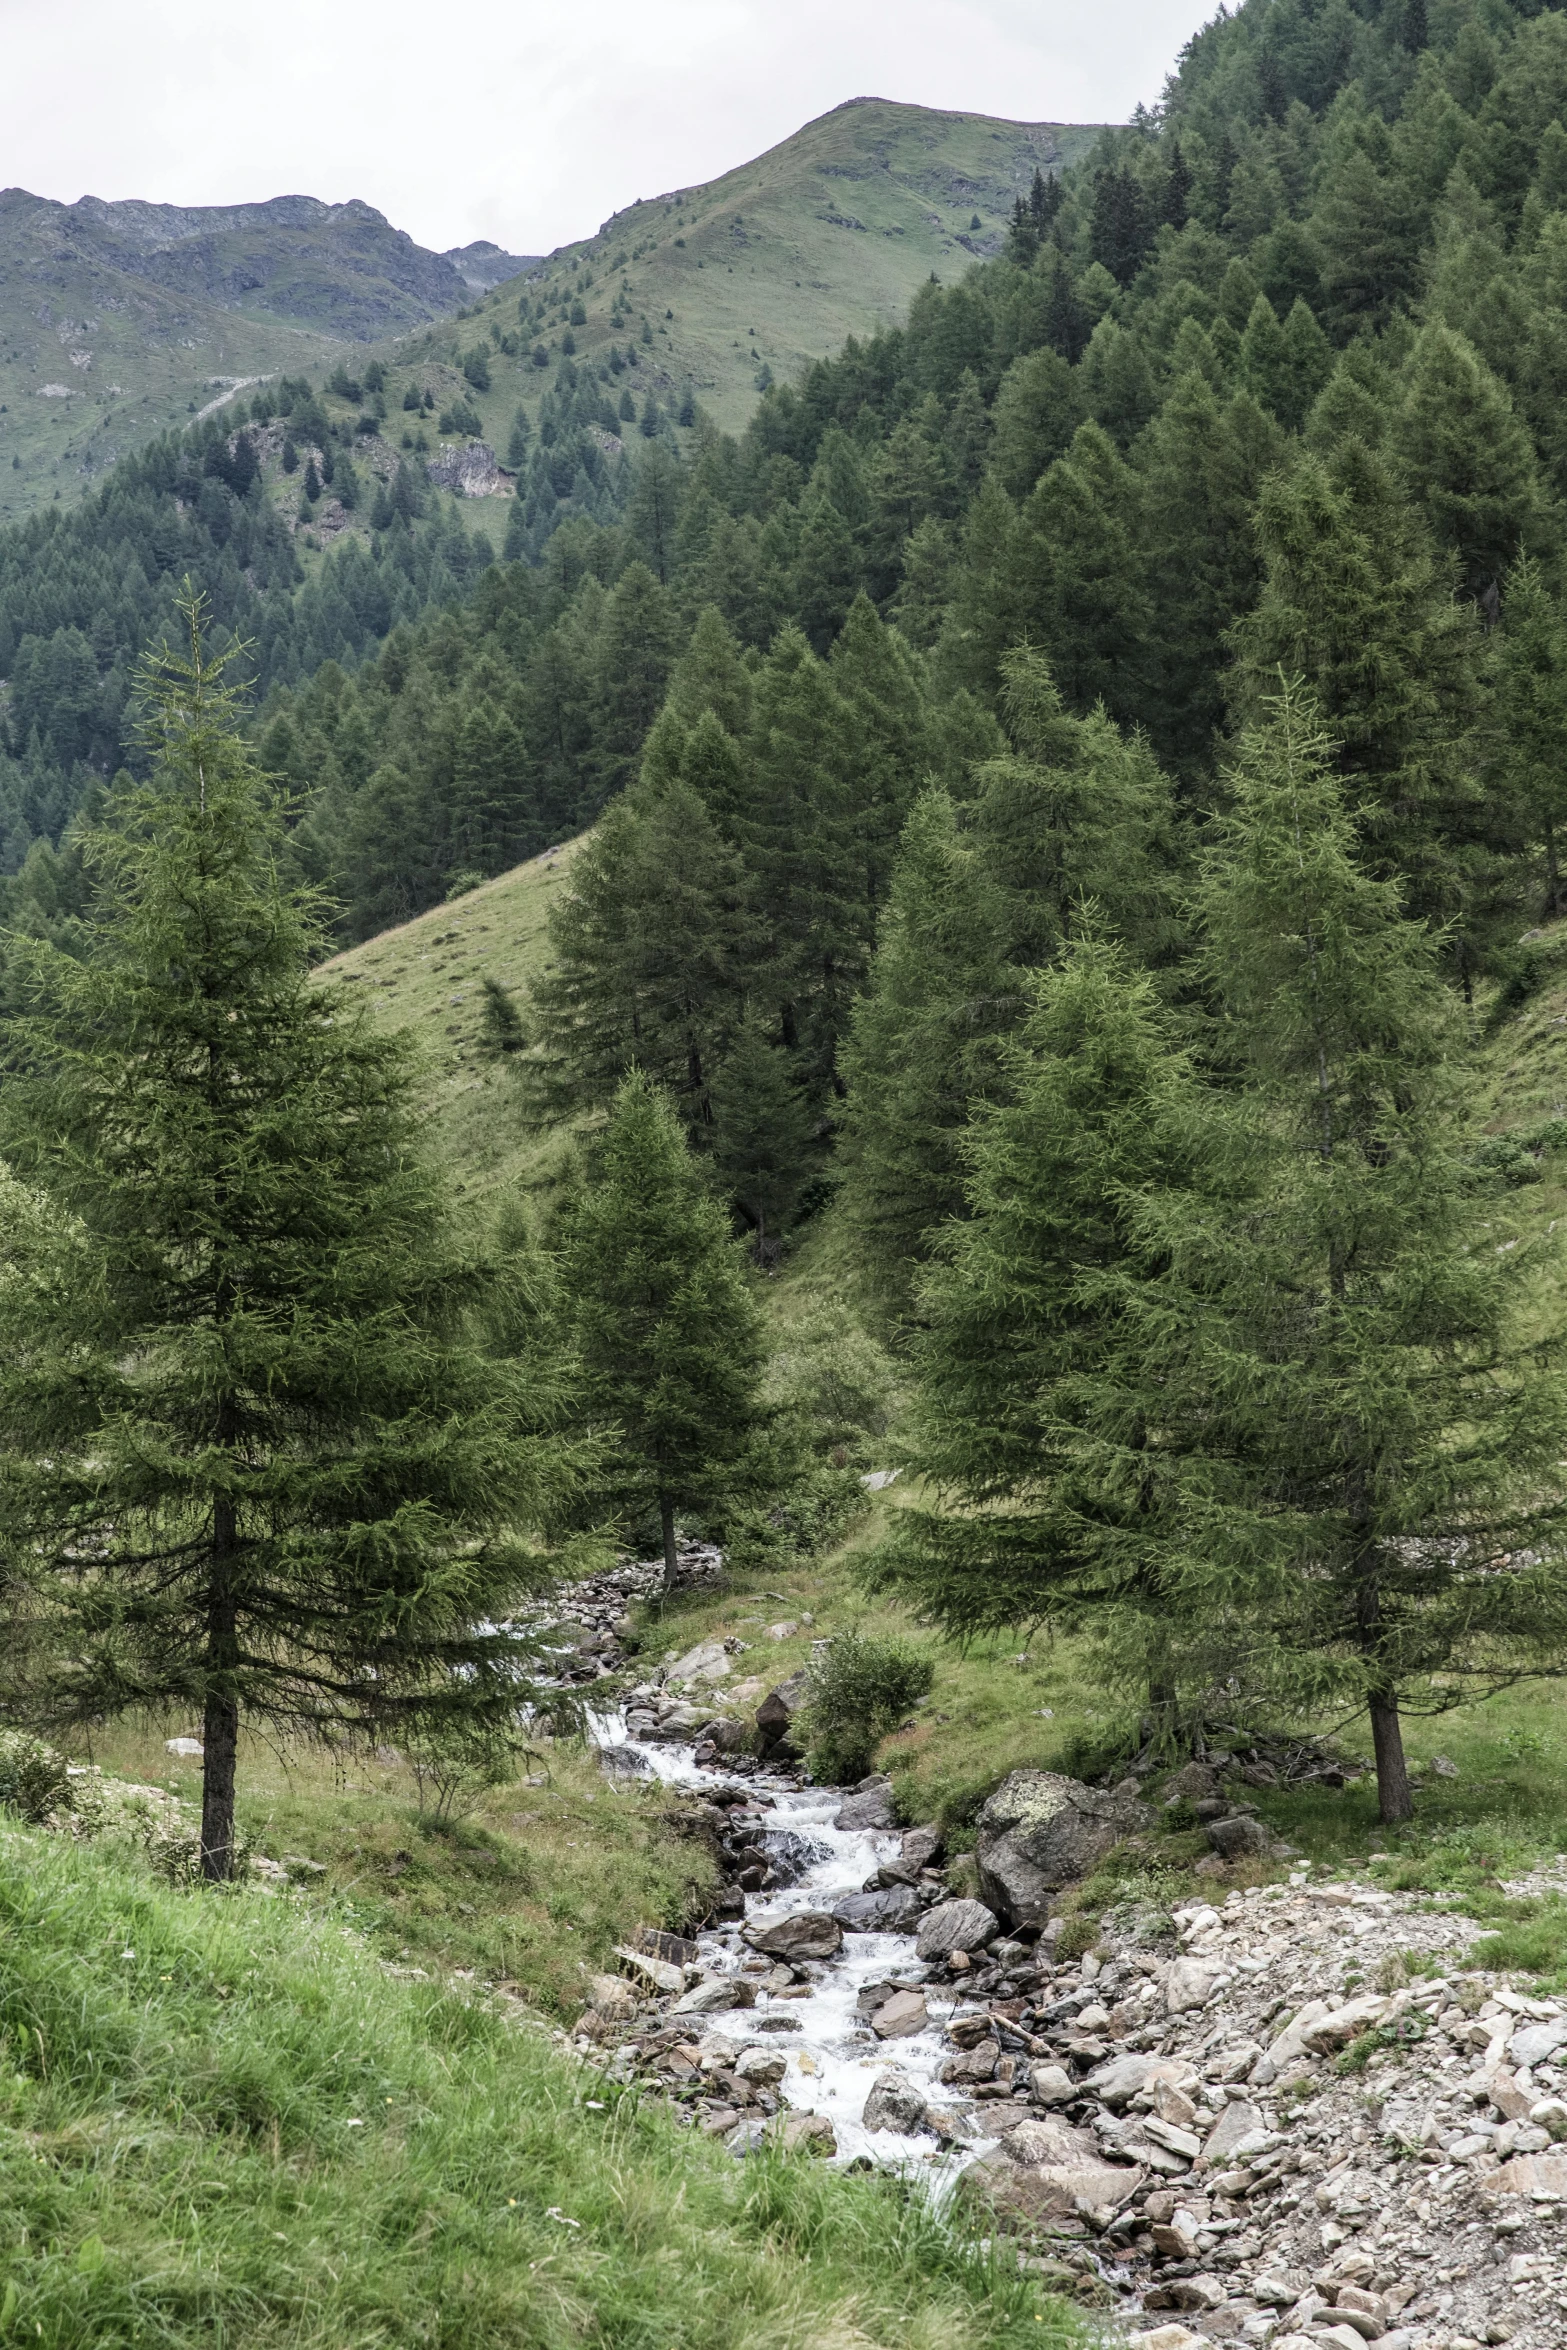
[7,190,536,337]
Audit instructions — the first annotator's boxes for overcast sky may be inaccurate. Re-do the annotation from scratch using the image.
[2,0,1215,257]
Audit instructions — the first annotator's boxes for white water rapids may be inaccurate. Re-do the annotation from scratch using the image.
[592,1710,993,2176]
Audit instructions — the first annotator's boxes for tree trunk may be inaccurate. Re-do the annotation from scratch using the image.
[200,1496,240,1881]
[201,1682,240,1880]
[659,1494,678,1596]
[1369,1687,1414,1823]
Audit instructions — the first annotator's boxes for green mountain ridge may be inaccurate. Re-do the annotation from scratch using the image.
[0,187,538,524]
[418,97,1105,435]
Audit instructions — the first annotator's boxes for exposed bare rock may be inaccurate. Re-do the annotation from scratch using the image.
[833,1778,897,1831]
[424,439,510,496]
[741,1910,842,1961]
[915,1897,1000,1960]
[974,1769,1151,1926]
[869,1988,928,2038]
[862,2071,927,2131]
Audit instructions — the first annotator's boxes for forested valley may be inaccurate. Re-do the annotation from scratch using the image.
[13,2,1567,2343]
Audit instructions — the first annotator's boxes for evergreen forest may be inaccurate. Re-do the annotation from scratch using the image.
[13,3,1567,2341]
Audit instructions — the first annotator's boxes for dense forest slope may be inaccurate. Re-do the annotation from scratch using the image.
[0,188,536,522]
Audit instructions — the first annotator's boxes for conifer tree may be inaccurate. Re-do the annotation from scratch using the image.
[1393,325,1549,597]
[875,934,1221,1724]
[1231,443,1494,966]
[828,593,931,917]
[679,707,750,840]
[664,603,753,739]
[527,777,751,1137]
[564,1071,766,1586]
[708,1010,815,1253]
[970,647,1185,972]
[742,628,865,1081]
[1496,556,1567,918]
[1161,687,1567,1818]
[838,790,1016,1308]
[0,599,573,1878]
[1140,379,1284,764]
[1013,422,1154,726]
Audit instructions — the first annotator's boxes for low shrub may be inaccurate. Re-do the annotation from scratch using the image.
[800,1628,936,1784]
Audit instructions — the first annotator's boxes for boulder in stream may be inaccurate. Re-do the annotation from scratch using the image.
[862,2071,928,2132]
[742,1909,843,1961]
[755,1670,810,1756]
[914,1896,999,1960]
[832,1777,897,1831]
[974,1770,1150,1926]
[832,1886,923,1933]
[869,1988,928,2038]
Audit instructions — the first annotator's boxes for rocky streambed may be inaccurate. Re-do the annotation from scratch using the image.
[541,1572,1567,2350]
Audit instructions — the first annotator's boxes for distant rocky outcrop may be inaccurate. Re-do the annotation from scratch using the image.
[442,239,539,291]
[425,440,511,497]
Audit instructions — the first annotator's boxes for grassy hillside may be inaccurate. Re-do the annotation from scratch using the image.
[313,839,587,1207]
[383,99,1105,441]
[0,1817,1078,2349]
[0,189,535,525]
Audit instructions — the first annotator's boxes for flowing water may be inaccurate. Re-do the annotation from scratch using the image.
[593,1711,991,2175]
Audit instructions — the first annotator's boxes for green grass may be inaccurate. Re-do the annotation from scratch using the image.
[0,1821,1086,2349]
[75,1719,719,2021]
[382,100,1105,443]
[314,836,588,1210]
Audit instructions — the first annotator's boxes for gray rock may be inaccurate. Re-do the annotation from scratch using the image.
[770,2112,837,2156]
[862,2071,928,2132]
[1084,2053,1199,2110]
[1206,1812,1270,1858]
[725,2117,769,2156]
[832,1886,924,1933]
[425,440,507,496]
[833,1780,897,1831]
[1511,2017,1567,2069]
[954,2144,1143,2229]
[870,1989,928,2039]
[733,2045,787,2084]
[1199,2097,1262,2166]
[1165,1956,1227,2014]
[742,1910,843,1961]
[915,1897,1000,1961]
[998,2114,1101,2167]
[755,1671,810,1745]
[974,1770,1151,1926]
[900,1824,944,1869]
[700,1718,748,1754]
[672,1975,754,2015]
[1027,2062,1078,2105]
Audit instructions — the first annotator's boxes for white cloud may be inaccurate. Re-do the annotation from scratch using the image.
[3,0,1214,254]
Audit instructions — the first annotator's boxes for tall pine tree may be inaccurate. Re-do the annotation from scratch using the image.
[0,599,574,1878]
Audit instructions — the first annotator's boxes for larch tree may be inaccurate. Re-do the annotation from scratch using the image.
[563,1071,766,1587]
[1161,683,1567,1820]
[0,597,575,1879]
